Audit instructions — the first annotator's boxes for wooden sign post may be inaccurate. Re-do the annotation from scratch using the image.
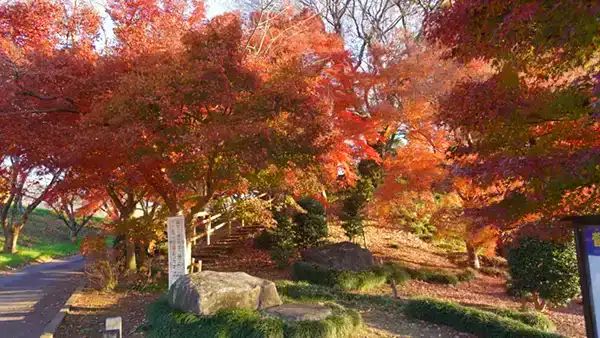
[167,215,187,289]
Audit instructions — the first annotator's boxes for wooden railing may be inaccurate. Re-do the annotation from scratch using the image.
[188,193,270,272]
[190,193,269,246]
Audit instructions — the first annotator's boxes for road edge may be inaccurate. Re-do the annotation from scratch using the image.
[40,278,86,338]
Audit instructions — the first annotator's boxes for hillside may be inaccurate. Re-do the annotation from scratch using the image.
[0,208,103,270]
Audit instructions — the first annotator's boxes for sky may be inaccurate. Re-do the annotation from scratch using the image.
[205,0,233,17]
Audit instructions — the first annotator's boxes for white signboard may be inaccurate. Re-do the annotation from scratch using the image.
[167,216,186,288]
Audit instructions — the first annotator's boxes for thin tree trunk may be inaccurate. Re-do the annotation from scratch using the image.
[138,242,148,270]
[125,240,137,272]
[69,227,77,243]
[533,292,547,311]
[467,243,480,269]
[390,279,398,298]
[3,226,21,253]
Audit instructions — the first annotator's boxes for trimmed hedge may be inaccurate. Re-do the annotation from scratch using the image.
[480,266,508,278]
[405,297,565,338]
[456,268,477,282]
[276,280,402,313]
[292,261,388,291]
[484,307,555,332]
[403,266,459,285]
[145,296,362,338]
[292,261,477,289]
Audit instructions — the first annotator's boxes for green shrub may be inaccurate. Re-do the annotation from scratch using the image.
[456,268,477,282]
[255,230,276,250]
[340,178,374,241]
[483,307,555,332]
[480,266,508,278]
[508,237,579,308]
[145,296,361,338]
[146,297,284,338]
[405,297,565,338]
[292,261,387,291]
[293,197,328,248]
[377,263,412,285]
[404,266,459,285]
[270,244,295,269]
[481,255,508,268]
[276,280,400,313]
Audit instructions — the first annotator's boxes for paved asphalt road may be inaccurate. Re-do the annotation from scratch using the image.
[0,256,85,338]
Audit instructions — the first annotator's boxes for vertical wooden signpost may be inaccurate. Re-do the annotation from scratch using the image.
[168,215,187,289]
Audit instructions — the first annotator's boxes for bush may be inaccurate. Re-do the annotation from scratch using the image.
[293,197,328,248]
[85,259,118,291]
[255,230,276,250]
[80,234,107,260]
[292,261,388,291]
[378,263,412,286]
[403,266,459,285]
[481,255,508,268]
[480,266,508,278]
[483,307,556,332]
[405,297,565,338]
[456,268,477,282]
[270,244,295,269]
[508,237,579,308]
[341,178,374,241]
[144,296,361,338]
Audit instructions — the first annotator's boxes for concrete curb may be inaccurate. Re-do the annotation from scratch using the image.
[40,279,86,338]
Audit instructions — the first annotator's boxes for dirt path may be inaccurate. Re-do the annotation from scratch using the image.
[0,256,85,338]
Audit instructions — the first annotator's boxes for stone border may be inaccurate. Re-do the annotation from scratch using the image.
[40,279,86,338]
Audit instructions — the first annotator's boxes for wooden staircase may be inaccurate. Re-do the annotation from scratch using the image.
[188,193,272,271]
[192,223,265,269]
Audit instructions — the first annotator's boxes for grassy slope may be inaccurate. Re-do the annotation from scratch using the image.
[0,208,102,269]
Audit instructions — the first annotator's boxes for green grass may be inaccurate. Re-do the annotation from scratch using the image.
[405,297,564,338]
[0,208,102,270]
[292,261,388,291]
[0,240,80,269]
[144,296,362,338]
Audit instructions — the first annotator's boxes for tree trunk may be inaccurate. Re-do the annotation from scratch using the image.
[3,226,21,253]
[138,242,148,270]
[69,228,77,243]
[467,243,480,269]
[390,279,398,298]
[125,240,137,272]
[533,292,547,312]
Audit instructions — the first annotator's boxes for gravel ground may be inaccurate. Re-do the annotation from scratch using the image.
[55,289,161,338]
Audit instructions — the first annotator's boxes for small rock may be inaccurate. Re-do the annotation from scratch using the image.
[264,303,332,321]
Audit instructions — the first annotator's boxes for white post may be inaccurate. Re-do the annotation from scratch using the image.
[206,216,212,246]
[104,317,122,338]
[167,216,187,289]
